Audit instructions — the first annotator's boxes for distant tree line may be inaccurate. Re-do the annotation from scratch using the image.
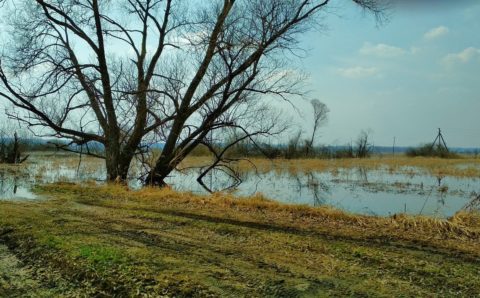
[189,129,374,159]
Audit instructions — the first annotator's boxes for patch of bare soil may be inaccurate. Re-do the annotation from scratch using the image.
[0,244,48,297]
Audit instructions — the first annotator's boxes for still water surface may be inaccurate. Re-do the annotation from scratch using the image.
[1,155,478,218]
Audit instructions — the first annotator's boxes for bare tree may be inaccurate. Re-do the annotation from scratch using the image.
[284,130,303,159]
[0,0,386,185]
[195,102,284,192]
[144,1,386,185]
[306,99,329,155]
[355,130,372,158]
[0,0,189,181]
[0,127,29,164]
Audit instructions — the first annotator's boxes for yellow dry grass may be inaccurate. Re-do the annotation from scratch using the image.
[54,183,480,255]
[179,155,480,178]
[0,183,479,296]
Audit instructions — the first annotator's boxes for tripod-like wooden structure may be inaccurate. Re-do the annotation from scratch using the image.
[431,128,449,152]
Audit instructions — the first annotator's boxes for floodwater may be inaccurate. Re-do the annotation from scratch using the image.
[1,154,478,218]
[166,167,478,218]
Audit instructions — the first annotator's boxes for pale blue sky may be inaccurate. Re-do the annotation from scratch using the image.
[295,1,480,147]
[1,1,478,148]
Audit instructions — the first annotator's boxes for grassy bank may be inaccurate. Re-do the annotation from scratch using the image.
[1,183,480,297]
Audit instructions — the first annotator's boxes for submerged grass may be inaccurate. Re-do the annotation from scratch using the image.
[0,183,479,297]
[180,155,480,178]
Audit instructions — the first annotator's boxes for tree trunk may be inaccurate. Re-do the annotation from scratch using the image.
[104,137,134,182]
[11,132,20,163]
[145,138,204,187]
[3,132,28,164]
[144,156,175,187]
[105,151,133,182]
[105,148,121,182]
[118,157,131,182]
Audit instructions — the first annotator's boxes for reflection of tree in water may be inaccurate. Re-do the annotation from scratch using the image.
[292,173,302,194]
[436,175,444,187]
[436,175,447,207]
[196,168,243,193]
[308,173,331,207]
[289,172,330,207]
[463,192,480,212]
[0,171,19,197]
[418,175,447,216]
[356,166,369,183]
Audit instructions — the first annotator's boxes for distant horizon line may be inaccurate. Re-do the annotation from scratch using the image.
[15,137,480,151]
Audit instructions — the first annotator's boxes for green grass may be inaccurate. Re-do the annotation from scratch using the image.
[0,183,479,297]
[77,245,127,265]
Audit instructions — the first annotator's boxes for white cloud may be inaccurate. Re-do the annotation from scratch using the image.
[442,47,480,65]
[424,26,449,40]
[336,66,379,79]
[359,42,406,58]
[410,47,421,55]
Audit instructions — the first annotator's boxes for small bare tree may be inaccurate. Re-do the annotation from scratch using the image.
[0,127,29,164]
[285,130,303,159]
[197,101,286,191]
[355,130,372,158]
[306,99,329,155]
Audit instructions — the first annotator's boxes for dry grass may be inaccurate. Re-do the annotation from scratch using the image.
[1,183,479,297]
[180,155,480,178]
[8,153,479,180]
[62,183,480,251]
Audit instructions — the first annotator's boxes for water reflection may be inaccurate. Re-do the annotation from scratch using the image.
[463,192,480,211]
[165,167,478,218]
[0,170,37,200]
[1,155,479,218]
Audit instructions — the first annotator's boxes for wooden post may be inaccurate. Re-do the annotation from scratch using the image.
[392,137,396,156]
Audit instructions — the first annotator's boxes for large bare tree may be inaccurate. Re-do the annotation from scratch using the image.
[0,0,386,185]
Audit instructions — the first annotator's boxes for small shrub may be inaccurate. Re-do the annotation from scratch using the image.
[189,144,212,157]
[406,144,457,158]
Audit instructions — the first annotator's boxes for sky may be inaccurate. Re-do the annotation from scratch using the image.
[291,0,480,147]
[0,1,479,148]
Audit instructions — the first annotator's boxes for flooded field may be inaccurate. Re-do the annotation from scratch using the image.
[1,153,479,218]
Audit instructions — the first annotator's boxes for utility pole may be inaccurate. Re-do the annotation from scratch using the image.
[392,136,396,156]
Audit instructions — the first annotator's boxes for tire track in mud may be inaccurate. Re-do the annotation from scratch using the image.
[0,243,52,297]
[0,227,95,297]
[63,204,480,296]
[76,199,480,264]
